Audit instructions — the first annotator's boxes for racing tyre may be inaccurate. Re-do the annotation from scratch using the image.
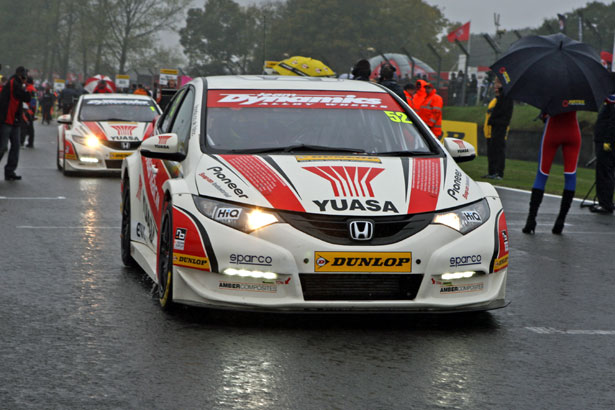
[120,179,137,267]
[62,155,76,176]
[56,136,62,171]
[157,198,175,310]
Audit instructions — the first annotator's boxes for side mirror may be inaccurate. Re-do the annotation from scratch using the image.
[57,114,72,124]
[443,138,476,163]
[140,133,186,161]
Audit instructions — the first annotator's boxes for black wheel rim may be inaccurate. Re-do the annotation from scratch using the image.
[158,210,172,299]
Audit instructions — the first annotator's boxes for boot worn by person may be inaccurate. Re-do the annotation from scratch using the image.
[522,188,544,234]
[5,173,22,181]
[552,189,575,234]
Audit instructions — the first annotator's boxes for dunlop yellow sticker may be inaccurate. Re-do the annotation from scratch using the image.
[109,152,132,160]
[314,252,412,272]
[65,153,77,160]
[173,253,210,270]
[295,155,381,163]
[494,254,509,272]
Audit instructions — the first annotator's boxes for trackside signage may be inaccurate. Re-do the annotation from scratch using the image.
[207,90,400,111]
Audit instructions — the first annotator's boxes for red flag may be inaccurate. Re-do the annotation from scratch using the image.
[447,22,470,42]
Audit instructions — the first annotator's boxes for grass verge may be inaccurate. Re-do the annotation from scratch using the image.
[443,105,598,134]
[459,155,595,198]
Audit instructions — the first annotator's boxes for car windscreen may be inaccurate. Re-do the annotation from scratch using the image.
[79,98,159,122]
[204,90,436,155]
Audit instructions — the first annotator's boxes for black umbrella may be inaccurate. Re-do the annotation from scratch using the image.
[490,33,613,115]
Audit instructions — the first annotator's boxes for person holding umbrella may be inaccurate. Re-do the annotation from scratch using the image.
[491,33,614,234]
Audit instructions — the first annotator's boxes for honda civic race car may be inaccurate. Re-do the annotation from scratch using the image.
[57,94,161,174]
[121,76,509,312]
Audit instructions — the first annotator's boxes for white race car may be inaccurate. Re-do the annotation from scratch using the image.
[57,94,161,174]
[121,76,509,312]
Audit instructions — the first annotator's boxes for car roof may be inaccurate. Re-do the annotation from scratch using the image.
[204,75,388,93]
[81,93,153,100]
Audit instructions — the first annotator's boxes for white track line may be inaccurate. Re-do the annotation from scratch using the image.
[527,327,615,335]
[17,226,119,229]
[495,186,586,202]
[0,196,66,200]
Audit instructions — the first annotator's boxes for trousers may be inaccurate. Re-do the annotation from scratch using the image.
[0,123,21,175]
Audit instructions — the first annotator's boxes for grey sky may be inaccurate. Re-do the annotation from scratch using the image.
[186,1,612,34]
[163,0,612,51]
[424,0,611,34]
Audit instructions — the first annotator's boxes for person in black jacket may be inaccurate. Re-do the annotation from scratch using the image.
[378,63,407,103]
[351,59,371,81]
[484,79,513,179]
[40,86,55,124]
[590,94,615,214]
[0,66,30,180]
[58,82,80,114]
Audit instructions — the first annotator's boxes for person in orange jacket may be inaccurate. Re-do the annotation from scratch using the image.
[412,80,443,139]
[403,83,416,108]
[133,84,149,96]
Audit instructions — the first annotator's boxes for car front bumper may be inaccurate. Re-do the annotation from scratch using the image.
[169,197,508,313]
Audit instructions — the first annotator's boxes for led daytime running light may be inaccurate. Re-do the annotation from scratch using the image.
[224,268,278,280]
[441,271,476,280]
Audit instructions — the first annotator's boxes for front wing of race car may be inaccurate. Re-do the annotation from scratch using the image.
[164,192,509,313]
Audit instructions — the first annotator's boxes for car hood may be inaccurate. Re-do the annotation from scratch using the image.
[195,154,483,215]
[80,121,149,142]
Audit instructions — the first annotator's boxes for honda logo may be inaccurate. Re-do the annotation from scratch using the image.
[349,220,374,241]
[120,142,131,150]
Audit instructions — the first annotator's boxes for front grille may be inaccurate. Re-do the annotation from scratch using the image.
[278,211,433,245]
[300,273,424,301]
[105,160,123,169]
[100,140,141,150]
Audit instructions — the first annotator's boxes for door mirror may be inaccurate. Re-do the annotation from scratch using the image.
[443,138,476,163]
[57,114,72,124]
[140,133,186,161]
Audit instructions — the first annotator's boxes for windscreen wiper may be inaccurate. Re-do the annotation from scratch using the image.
[374,150,435,156]
[229,144,366,154]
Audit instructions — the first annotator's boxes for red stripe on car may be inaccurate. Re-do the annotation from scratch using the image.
[82,121,108,140]
[407,158,441,214]
[221,155,305,212]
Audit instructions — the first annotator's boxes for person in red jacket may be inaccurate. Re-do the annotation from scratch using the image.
[0,66,31,180]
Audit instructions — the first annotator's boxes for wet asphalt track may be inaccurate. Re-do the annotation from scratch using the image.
[1,123,615,409]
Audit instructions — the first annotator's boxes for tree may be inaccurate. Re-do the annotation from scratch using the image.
[180,0,260,75]
[103,0,189,74]
[263,0,446,75]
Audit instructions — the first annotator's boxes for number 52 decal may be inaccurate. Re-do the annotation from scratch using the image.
[384,111,413,124]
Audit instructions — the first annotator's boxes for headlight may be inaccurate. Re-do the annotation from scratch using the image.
[432,198,490,234]
[193,196,279,233]
[85,135,100,147]
[72,131,100,147]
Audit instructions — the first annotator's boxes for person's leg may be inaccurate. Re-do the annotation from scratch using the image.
[607,148,615,211]
[552,130,582,233]
[593,142,614,213]
[27,121,34,147]
[524,121,553,233]
[5,125,22,179]
[20,123,27,147]
[0,124,10,163]
[492,126,506,177]
[485,138,495,176]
